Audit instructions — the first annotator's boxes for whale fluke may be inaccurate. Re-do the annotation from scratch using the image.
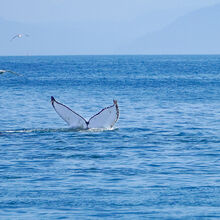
[51,97,119,129]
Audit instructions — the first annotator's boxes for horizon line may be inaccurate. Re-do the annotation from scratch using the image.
[1,53,220,57]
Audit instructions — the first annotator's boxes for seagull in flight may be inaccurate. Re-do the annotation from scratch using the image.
[0,69,22,76]
[10,33,30,42]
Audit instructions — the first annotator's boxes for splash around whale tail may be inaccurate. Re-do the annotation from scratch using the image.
[51,96,119,129]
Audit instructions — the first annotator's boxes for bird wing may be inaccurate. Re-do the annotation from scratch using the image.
[88,100,119,129]
[51,96,88,129]
[7,70,22,76]
[0,70,6,74]
[10,34,19,41]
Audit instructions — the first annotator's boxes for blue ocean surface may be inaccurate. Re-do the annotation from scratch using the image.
[0,55,220,219]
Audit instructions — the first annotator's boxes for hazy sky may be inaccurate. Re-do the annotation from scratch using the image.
[1,0,220,23]
[1,0,220,55]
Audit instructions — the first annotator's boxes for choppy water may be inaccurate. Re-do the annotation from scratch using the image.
[0,55,220,219]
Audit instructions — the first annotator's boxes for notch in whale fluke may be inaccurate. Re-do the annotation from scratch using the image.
[50,96,119,129]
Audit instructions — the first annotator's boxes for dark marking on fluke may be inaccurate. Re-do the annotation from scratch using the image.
[51,96,55,102]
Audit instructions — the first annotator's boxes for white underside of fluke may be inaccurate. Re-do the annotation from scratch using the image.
[51,97,119,129]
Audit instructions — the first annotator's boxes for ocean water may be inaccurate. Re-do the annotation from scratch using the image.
[0,55,220,219]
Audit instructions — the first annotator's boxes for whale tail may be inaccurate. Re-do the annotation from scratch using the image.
[51,97,119,129]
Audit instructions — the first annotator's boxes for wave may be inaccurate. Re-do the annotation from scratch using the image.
[0,127,118,135]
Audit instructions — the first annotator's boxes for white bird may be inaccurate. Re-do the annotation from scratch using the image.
[0,69,22,76]
[51,96,119,129]
[10,33,30,42]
